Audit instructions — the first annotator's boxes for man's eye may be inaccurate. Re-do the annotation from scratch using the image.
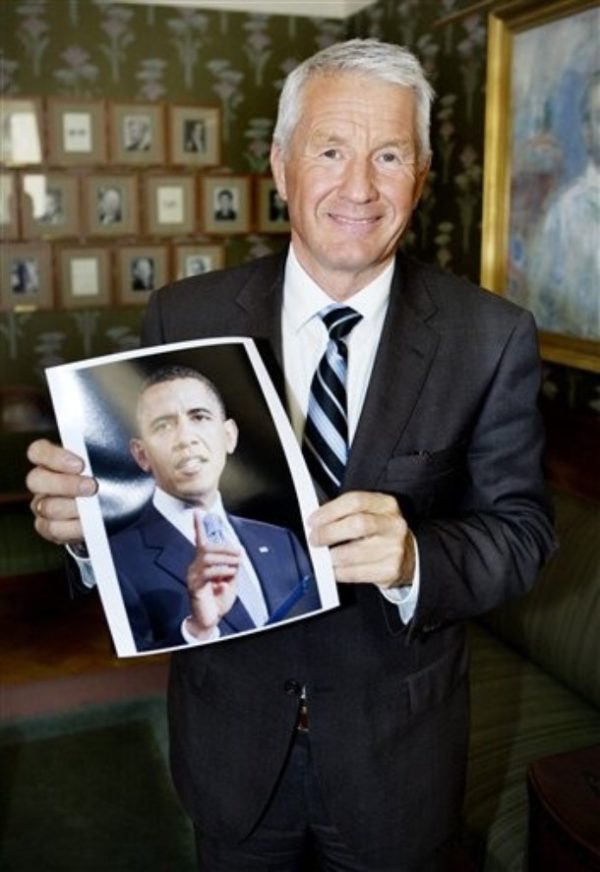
[321,148,340,159]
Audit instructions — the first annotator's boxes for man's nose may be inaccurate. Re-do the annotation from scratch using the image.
[338,156,377,203]
[173,417,198,446]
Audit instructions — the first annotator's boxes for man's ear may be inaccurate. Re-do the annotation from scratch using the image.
[130,438,151,472]
[224,419,239,455]
[270,143,287,201]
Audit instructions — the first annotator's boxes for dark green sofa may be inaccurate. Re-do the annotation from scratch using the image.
[464,490,600,870]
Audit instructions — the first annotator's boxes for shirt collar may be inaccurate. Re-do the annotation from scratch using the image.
[153,487,225,521]
[283,243,395,334]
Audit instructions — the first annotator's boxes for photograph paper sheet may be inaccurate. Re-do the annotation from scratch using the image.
[46,337,339,657]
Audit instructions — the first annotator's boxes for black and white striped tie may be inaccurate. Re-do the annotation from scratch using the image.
[302,305,362,499]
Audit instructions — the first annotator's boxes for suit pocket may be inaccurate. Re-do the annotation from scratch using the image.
[383,441,467,485]
[380,442,468,519]
[406,639,468,717]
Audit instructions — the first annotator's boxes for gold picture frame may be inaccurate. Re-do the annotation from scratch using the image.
[110,102,166,166]
[169,104,221,167]
[201,175,251,235]
[174,243,225,279]
[116,245,168,305]
[83,174,139,237]
[1,242,53,311]
[256,176,290,234]
[144,174,196,235]
[47,98,108,166]
[0,97,44,167]
[481,0,599,372]
[0,172,19,238]
[20,172,80,240]
[58,246,112,309]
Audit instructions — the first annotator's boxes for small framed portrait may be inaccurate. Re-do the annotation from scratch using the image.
[20,173,80,239]
[202,176,251,235]
[47,98,107,165]
[83,174,139,236]
[169,105,221,167]
[0,97,44,166]
[174,244,225,279]
[256,177,290,234]
[144,174,196,235]
[1,243,53,311]
[0,172,19,238]
[110,102,165,165]
[58,247,111,309]
[117,245,168,305]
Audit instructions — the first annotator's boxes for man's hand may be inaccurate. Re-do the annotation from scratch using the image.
[26,439,97,546]
[185,511,241,640]
[308,491,415,588]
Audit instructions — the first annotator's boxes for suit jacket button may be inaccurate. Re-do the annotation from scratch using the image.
[284,680,302,696]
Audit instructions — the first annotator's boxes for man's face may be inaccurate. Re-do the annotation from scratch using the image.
[271,72,430,298]
[130,378,238,507]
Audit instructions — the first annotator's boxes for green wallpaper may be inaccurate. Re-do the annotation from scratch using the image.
[0,0,597,428]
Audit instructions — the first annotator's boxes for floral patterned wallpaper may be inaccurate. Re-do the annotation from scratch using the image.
[1,0,597,480]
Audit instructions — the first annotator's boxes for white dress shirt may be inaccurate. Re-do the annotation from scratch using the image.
[281,245,419,623]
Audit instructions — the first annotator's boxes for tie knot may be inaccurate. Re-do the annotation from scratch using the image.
[203,512,226,544]
[320,305,362,343]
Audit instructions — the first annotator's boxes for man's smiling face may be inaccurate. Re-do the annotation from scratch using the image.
[270,71,430,300]
[130,377,238,507]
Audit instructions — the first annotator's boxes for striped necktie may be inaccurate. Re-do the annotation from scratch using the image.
[302,305,362,499]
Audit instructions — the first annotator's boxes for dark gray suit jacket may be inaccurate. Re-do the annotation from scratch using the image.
[142,248,556,867]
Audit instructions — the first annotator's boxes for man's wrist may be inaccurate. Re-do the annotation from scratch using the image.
[387,529,416,588]
[182,616,220,643]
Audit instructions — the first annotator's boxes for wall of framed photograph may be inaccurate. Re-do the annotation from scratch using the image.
[110,102,166,166]
[202,175,252,235]
[47,98,108,166]
[58,246,112,309]
[117,245,168,305]
[1,95,291,312]
[20,172,80,239]
[174,244,226,280]
[1,242,53,311]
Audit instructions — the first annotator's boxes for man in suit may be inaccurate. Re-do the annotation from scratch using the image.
[110,365,319,651]
[27,39,556,870]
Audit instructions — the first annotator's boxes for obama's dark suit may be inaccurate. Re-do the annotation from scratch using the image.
[142,248,555,868]
[110,502,320,652]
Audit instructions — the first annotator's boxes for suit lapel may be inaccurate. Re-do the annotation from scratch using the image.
[137,504,195,585]
[345,255,440,491]
[235,247,287,404]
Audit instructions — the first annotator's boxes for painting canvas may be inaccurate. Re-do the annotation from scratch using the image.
[505,5,599,342]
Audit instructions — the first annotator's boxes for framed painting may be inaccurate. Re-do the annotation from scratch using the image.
[20,173,80,239]
[169,105,221,167]
[201,176,251,235]
[83,174,139,237]
[144,174,196,235]
[0,97,44,166]
[58,247,111,309]
[174,244,225,279]
[116,245,168,305]
[0,243,53,311]
[109,102,165,165]
[481,0,599,372]
[256,177,290,234]
[0,172,19,238]
[47,98,107,165]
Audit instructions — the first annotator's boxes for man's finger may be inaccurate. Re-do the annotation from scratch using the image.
[27,439,85,473]
[26,466,97,500]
